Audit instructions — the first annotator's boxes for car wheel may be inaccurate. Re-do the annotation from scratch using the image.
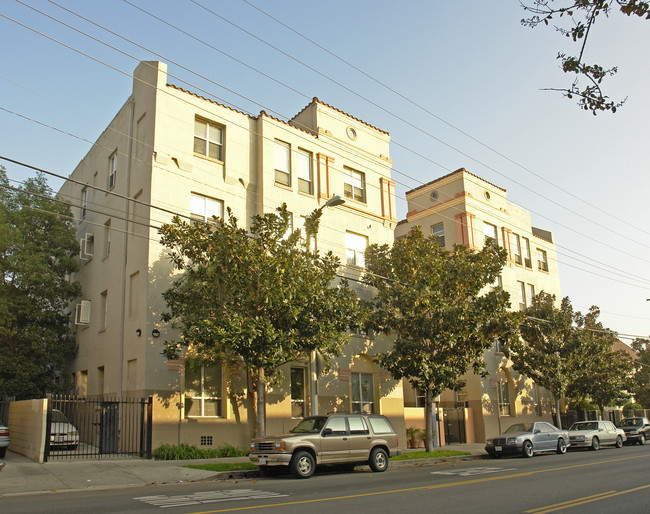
[615,435,623,448]
[590,437,599,451]
[639,434,646,446]
[369,447,389,472]
[0,447,6,458]
[522,440,534,458]
[290,451,315,479]
[556,438,567,454]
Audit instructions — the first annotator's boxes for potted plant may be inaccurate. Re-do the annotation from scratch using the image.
[406,427,424,448]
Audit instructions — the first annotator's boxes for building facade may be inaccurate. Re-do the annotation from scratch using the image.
[395,168,562,442]
[58,61,402,449]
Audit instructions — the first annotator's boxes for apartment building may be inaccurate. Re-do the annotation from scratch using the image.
[58,61,401,449]
[395,168,562,443]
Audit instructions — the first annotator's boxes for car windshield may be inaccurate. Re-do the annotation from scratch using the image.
[570,422,597,431]
[290,417,327,433]
[51,410,71,423]
[505,423,533,434]
[619,418,643,428]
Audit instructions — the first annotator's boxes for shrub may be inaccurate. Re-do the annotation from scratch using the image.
[153,443,248,460]
[622,402,644,412]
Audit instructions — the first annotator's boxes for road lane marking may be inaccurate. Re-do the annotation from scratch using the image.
[188,453,649,513]
[133,490,288,508]
[431,467,517,476]
[525,484,650,513]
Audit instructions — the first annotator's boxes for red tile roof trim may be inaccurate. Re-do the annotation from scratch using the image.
[406,168,506,196]
[290,97,389,136]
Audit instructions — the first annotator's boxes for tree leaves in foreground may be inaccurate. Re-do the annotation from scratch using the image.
[0,166,81,400]
[631,338,650,407]
[364,228,521,451]
[521,1,650,114]
[159,204,358,437]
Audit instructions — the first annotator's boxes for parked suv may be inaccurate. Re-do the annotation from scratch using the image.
[618,417,650,445]
[249,413,400,478]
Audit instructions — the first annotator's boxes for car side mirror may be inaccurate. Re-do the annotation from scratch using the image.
[322,428,333,436]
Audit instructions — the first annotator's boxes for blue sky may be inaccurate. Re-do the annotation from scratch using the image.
[1,1,649,342]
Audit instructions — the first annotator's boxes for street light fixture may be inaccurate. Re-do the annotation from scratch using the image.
[321,194,345,209]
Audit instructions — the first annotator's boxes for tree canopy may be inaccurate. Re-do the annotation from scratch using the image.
[521,0,650,114]
[0,166,81,400]
[364,228,521,450]
[631,338,650,407]
[159,204,358,437]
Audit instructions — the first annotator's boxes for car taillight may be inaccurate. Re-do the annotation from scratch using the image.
[0,428,8,437]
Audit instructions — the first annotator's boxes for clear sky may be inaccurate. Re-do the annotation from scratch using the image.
[1,1,649,342]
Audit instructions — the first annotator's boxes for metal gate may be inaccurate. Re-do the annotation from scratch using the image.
[45,395,152,461]
[443,407,466,444]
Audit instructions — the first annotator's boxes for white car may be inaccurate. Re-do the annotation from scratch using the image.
[50,409,79,450]
[0,424,9,458]
[568,420,625,450]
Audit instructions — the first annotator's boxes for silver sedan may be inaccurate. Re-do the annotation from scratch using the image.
[568,420,625,450]
[485,421,570,458]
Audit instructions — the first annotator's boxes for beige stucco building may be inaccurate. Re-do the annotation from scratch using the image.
[395,168,563,443]
[58,61,403,450]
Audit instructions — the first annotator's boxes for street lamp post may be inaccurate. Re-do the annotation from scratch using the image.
[310,195,345,416]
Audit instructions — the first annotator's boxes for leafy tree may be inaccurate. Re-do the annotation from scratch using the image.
[508,294,581,428]
[0,166,81,399]
[521,1,650,114]
[364,228,522,451]
[566,307,634,417]
[159,204,358,437]
[631,338,650,407]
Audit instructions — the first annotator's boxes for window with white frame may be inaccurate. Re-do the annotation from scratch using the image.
[194,117,224,161]
[498,379,511,416]
[431,222,445,247]
[190,193,224,224]
[517,280,526,310]
[108,152,117,190]
[346,231,368,267]
[527,283,535,306]
[291,367,306,418]
[351,372,375,414]
[184,364,222,417]
[297,148,313,195]
[512,233,522,265]
[537,248,548,272]
[522,237,532,268]
[483,222,498,246]
[274,140,291,187]
[343,167,366,203]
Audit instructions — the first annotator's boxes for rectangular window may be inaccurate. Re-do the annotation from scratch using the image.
[345,231,368,267]
[537,248,548,272]
[517,281,526,310]
[108,152,117,190]
[512,233,522,265]
[343,167,366,203]
[527,283,535,306]
[431,222,445,247]
[194,118,224,161]
[97,366,104,396]
[100,290,108,331]
[185,365,222,417]
[522,237,532,268]
[483,222,498,246]
[351,372,375,414]
[103,219,111,257]
[291,367,306,418]
[297,148,313,195]
[81,187,88,219]
[190,193,224,224]
[274,140,291,186]
[498,380,511,416]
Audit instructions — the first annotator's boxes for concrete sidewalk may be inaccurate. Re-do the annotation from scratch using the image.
[0,443,487,497]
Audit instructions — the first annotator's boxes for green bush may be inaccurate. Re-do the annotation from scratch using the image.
[622,402,644,412]
[153,443,248,460]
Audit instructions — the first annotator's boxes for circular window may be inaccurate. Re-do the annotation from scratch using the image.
[484,191,491,201]
[346,127,357,140]
[430,191,439,201]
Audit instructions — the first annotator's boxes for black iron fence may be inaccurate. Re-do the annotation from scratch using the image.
[45,394,153,461]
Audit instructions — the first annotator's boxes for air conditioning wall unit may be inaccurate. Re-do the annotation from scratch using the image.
[79,233,94,261]
[75,300,91,326]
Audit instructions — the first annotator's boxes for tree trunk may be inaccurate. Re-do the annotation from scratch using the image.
[256,367,266,438]
[425,388,435,452]
[554,397,562,429]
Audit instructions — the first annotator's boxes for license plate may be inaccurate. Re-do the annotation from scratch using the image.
[54,436,65,442]
[258,457,267,465]
[495,446,502,452]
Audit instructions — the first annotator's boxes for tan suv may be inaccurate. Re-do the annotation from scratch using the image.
[249,413,400,478]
